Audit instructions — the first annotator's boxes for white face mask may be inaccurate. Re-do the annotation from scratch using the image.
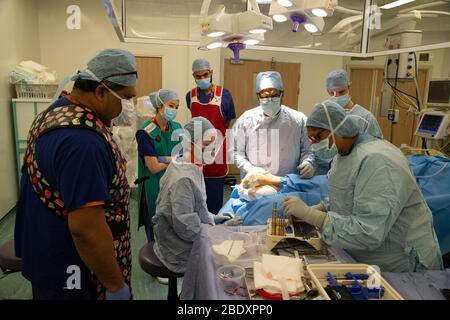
[84,69,135,127]
[104,85,135,127]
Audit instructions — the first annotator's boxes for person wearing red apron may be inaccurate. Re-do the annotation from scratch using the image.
[186,58,236,214]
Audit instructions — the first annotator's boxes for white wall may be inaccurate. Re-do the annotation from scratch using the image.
[0,0,41,218]
[221,49,344,116]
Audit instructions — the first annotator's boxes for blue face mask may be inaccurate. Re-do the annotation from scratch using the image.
[195,78,211,90]
[260,97,281,117]
[162,107,177,121]
[330,93,350,108]
[312,136,338,160]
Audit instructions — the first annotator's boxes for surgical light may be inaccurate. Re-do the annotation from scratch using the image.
[304,23,318,33]
[256,0,272,3]
[249,28,267,34]
[207,31,225,37]
[277,0,294,8]
[304,0,338,18]
[244,39,260,45]
[207,42,223,49]
[380,0,415,10]
[273,14,288,22]
[312,8,328,17]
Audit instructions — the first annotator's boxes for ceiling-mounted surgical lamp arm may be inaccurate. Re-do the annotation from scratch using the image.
[200,0,212,19]
[247,0,262,14]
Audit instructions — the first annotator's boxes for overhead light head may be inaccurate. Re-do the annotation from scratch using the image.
[206,41,223,49]
[207,31,225,38]
[277,0,293,7]
[243,39,260,45]
[304,15,325,34]
[304,0,338,18]
[380,0,415,10]
[273,14,288,22]
[239,10,273,35]
[249,28,267,34]
[304,23,318,33]
[311,8,328,17]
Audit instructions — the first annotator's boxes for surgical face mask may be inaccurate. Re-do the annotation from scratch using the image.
[162,106,177,122]
[312,136,338,160]
[195,78,211,90]
[260,97,281,117]
[311,102,351,159]
[104,86,135,127]
[330,92,350,108]
[84,69,135,126]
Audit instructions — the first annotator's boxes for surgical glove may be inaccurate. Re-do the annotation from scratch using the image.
[312,202,326,212]
[105,283,131,300]
[157,156,172,164]
[298,161,315,179]
[223,216,243,226]
[213,213,233,224]
[283,196,328,229]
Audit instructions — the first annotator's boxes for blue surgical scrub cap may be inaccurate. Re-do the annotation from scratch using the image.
[306,100,359,137]
[326,69,349,90]
[256,71,284,93]
[72,49,137,87]
[149,88,179,108]
[183,117,215,142]
[192,58,211,73]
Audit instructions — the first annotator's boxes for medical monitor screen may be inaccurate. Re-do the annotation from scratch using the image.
[427,80,450,104]
[417,115,444,136]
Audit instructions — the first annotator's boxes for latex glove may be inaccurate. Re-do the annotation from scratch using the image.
[298,161,315,179]
[213,213,233,224]
[157,156,172,164]
[105,283,131,300]
[312,202,326,212]
[283,196,328,229]
[223,216,243,226]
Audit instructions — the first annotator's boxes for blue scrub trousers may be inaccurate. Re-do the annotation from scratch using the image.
[204,177,224,215]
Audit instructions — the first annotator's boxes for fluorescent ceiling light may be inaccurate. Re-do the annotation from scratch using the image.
[380,0,415,10]
[312,8,328,17]
[273,14,288,22]
[244,39,260,45]
[256,0,272,4]
[249,28,267,34]
[277,0,293,8]
[304,23,318,33]
[207,42,223,49]
[207,31,225,37]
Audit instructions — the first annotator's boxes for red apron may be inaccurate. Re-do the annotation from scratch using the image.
[190,85,228,178]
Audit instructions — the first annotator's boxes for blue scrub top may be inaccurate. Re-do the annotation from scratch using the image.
[136,130,157,157]
[185,87,236,122]
[14,97,115,291]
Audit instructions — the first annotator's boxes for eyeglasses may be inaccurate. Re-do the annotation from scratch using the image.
[258,93,281,99]
[309,129,329,143]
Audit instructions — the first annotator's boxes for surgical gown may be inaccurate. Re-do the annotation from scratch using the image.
[232,105,314,178]
[322,135,443,272]
[152,158,214,273]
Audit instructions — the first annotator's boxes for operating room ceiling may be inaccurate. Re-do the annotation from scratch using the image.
[106,0,450,56]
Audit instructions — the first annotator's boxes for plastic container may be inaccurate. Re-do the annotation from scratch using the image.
[217,265,246,295]
[307,264,403,300]
[208,226,264,267]
[15,83,58,99]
